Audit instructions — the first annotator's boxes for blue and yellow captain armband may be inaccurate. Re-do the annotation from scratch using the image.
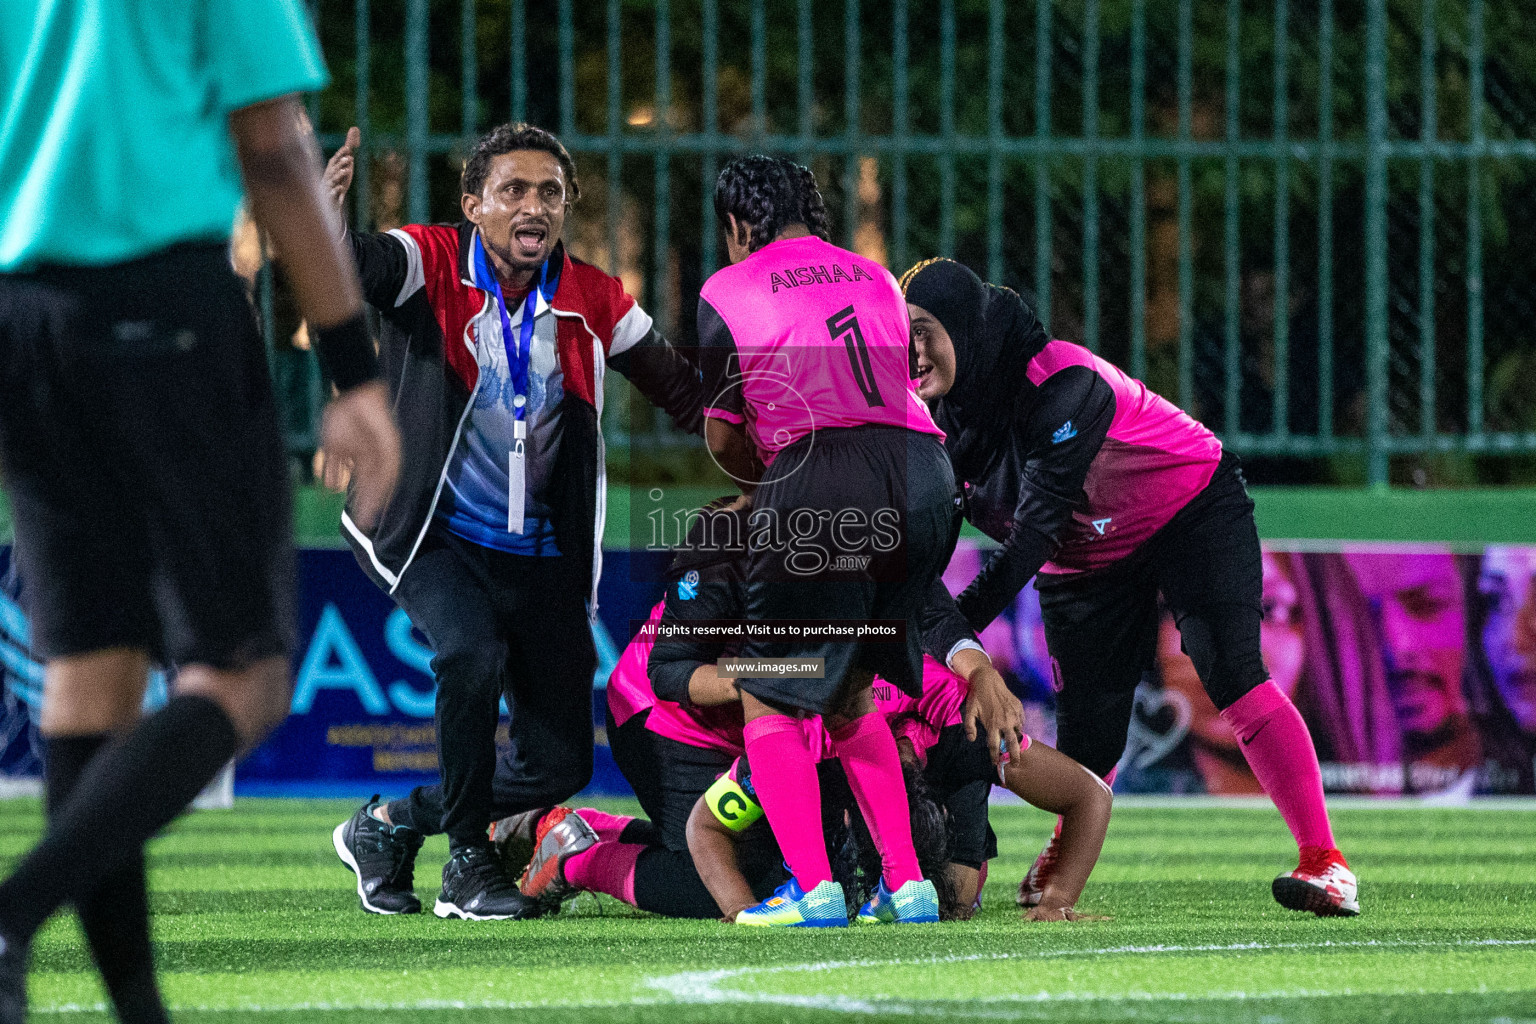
[705,772,764,832]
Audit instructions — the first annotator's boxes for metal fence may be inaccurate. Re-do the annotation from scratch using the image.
[265,0,1536,486]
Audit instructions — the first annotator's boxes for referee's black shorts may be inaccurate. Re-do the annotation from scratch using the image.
[0,242,295,669]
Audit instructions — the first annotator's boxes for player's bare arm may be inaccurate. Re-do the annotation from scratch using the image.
[999,743,1113,921]
[685,795,758,923]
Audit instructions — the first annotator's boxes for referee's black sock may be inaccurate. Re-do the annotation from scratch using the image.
[0,695,237,949]
[45,735,170,1024]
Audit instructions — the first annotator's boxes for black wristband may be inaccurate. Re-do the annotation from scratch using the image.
[311,312,380,392]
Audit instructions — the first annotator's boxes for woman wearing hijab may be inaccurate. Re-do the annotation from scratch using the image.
[900,258,1358,918]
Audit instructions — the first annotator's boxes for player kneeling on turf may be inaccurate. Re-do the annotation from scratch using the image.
[687,659,1113,924]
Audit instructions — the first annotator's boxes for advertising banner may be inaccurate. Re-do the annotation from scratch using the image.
[4,543,1534,796]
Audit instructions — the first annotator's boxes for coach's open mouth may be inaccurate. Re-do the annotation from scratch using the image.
[513,224,548,258]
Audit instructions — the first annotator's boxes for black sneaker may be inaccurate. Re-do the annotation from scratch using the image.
[333,796,425,915]
[0,931,26,1024]
[434,843,541,920]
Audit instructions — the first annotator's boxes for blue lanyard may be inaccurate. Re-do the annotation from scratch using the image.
[474,235,548,421]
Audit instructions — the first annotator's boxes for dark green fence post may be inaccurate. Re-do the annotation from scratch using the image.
[1364,0,1389,486]
[1128,0,1147,381]
[354,0,370,230]
[1081,0,1100,353]
[1175,0,1193,411]
[1271,0,1290,439]
[843,0,861,251]
[510,0,526,123]
[1317,0,1335,442]
[558,0,574,138]
[1467,0,1485,439]
[939,0,956,257]
[461,0,477,139]
[1033,0,1052,329]
[985,0,1003,284]
[652,0,671,335]
[891,0,909,275]
[1419,0,1437,442]
[405,0,428,225]
[606,0,622,277]
[1222,0,1241,436]
[700,0,719,276]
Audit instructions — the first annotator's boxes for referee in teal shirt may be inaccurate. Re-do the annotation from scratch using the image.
[0,4,400,1022]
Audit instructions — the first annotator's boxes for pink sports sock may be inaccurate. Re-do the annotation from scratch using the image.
[1054,766,1115,839]
[1221,680,1336,851]
[742,714,832,887]
[830,712,921,889]
[563,840,642,906]
[574,808,634,843]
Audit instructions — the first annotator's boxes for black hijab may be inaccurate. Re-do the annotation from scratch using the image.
[901,259,1049,482]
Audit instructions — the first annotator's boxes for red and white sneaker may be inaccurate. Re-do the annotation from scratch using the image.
[1273,845,1359,917]
[1016,834,1060,908]
[517,807,598,905]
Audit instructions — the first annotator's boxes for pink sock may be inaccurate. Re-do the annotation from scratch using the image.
[1054,766,1115,839]
[574,808,634,843]
[563,840,642,906]
[830,712,921,888]
[743,714,831,887]
[1220,680,1336,851]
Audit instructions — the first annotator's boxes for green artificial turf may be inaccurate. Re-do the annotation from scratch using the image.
[3,798,1534,1023]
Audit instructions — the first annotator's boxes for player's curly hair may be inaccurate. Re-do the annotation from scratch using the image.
[462,123,581,203]
[713,155,831,253]
[827,755,961,921]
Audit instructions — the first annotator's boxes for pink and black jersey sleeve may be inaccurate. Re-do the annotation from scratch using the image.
[958,340,1223,631]
[957,365,1116,630]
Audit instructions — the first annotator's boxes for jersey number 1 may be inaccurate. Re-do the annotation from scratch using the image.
[827,305,886,408]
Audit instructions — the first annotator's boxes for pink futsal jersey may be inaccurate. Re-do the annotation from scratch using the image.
[608,622,974,764]
[1027,341,1222,573]
[697,234,943,465]
[605,600,745,757]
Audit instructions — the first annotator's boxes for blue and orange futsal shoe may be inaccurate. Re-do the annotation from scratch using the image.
[856,877,940,924]
[735,877,849,927]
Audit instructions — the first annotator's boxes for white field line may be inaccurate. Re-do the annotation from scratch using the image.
[31,936,1536,1015]
[643,937,1536,1013]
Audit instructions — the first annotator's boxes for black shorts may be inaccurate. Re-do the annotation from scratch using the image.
[922,724,1000,870]
[740,425,957,714]
[1035,451,1266,776]
[0,243,295,668]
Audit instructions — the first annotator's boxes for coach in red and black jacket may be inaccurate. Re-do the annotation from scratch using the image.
[323,123,703,919]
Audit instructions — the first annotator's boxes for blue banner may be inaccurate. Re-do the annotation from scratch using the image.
[0,546,672,798]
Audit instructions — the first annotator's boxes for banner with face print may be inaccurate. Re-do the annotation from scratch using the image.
[953,540,1536,797]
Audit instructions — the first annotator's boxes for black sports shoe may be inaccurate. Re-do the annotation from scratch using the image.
[434,843,541,920]
[333,796,425,915]
[0,931,26,1024]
